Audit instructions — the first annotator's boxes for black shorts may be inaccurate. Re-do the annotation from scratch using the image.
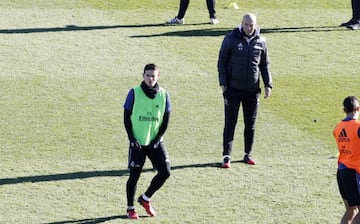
[128,142,170,171]
[337,168,360,206]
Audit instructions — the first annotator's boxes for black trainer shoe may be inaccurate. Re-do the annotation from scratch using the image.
[341,19,356,26]
[347,22,360,30]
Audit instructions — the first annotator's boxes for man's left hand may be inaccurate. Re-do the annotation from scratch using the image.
[264,87,272,98]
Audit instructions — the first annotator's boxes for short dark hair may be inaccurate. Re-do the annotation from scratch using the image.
[143,63,158,74]
[343,96,359,113]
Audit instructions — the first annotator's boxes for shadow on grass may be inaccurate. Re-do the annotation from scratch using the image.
[130,25,346,38]
[45,214,155,224]
[0,23,205,34]
[0,162,220,186]
[45,215,125,224]
[0,24,165,34]
[0,23,345,35]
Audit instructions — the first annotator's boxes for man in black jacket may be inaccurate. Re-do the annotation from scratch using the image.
[217,13,273,168]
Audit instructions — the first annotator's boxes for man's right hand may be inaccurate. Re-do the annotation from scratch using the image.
[130,140,142,150]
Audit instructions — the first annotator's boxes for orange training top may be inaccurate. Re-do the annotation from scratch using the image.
[333,118,360,173]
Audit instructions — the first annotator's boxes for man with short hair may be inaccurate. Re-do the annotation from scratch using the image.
[123,63,171,219]
[333,96,360,224]
[217,13,273,168]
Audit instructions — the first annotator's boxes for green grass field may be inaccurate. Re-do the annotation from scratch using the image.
[1,0,359,223]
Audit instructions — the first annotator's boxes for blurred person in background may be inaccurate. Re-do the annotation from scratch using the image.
[166,0,219,25]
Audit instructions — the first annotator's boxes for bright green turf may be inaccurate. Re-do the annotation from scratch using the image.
[0,0,359,223]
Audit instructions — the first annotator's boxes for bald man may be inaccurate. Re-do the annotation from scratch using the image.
[217,13,273,168]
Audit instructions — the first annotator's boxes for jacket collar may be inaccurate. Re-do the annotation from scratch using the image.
[235,25,260,40]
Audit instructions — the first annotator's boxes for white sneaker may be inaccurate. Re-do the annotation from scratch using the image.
[166,17,185,25]
[210,18,219,25]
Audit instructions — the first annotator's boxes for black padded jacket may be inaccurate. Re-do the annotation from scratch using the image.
[218,27,273,92]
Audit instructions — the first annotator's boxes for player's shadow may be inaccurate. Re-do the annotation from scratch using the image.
[45,213,155,224]
[0,23,345,35]
[0,24,165,34]
[130,25,345,38]
[0,162,220,186]
[0,23,206,34]
[45,215,126,224]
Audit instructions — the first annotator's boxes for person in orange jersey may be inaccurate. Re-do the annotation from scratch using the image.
[333,96,360,224]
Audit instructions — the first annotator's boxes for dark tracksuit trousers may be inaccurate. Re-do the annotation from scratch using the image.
[176,0,216,19]
[222,88,260,157]
[126,143,171,207]
[352,0,360,21]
